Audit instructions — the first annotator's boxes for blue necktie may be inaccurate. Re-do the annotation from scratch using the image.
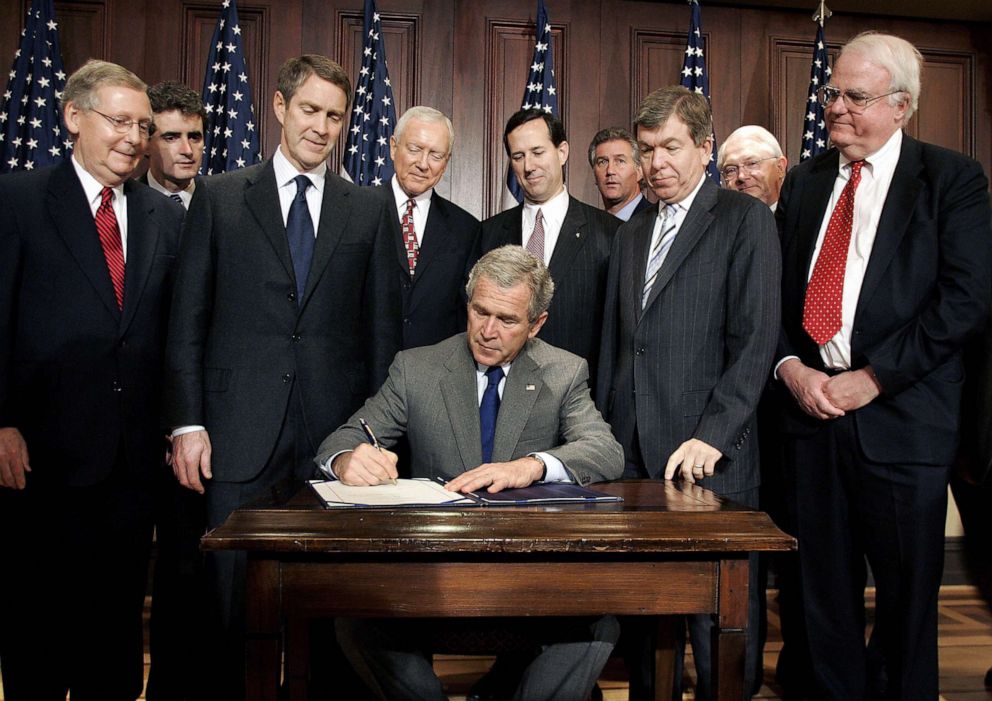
[287,175,315,304]
[480,366,504,464]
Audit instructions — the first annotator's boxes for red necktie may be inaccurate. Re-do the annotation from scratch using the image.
[96,187,125,309]
[401,198,419,275]
[802,160,864,345]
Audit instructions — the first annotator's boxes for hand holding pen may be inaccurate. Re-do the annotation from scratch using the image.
[359,418,398,486]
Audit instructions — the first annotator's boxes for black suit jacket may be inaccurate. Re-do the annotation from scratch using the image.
[597,179,781,491]
[0,161,184,486]
[479,195,619,390]
[372,184,480,350]
[164,160,401,482]
[777,135,992,466]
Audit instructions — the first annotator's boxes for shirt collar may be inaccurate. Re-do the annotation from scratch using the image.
[659,171,706,216]
[390,174,433,211]
[524,185,569,220]
[146,168,195,197]
[839,128,903,174]
[273,145,327,190]
[71,153,124,206]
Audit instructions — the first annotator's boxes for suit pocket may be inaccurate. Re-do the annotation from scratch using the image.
[204,367,231,392]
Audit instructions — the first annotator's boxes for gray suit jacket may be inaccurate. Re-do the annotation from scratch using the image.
[316,334,623,485]
[597,178,781,494]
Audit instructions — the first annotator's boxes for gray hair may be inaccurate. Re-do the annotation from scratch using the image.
[717,125,783,169]
[588,127,639,167]
[634,86,712,147]
[840,32,922,124]
[394,106,455,153]
[466,245,555,323]
[61,59,147,112]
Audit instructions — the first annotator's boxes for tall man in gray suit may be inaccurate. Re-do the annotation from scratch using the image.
[165,54,399,697]
[371,105,480,350]
[597,86,781,700]
[479,109,620,394]
[317,245,623,701]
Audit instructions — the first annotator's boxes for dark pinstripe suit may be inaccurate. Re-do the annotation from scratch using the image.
[597,177,780,493]
[597,176,780,700]
[479,195,620,395]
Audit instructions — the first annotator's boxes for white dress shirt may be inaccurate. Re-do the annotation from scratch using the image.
[145,168,196,209]
[522,186,570,265]
[72,155,129,259]
[390,175,433,246]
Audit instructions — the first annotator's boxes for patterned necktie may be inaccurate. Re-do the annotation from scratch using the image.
[480,365,504,464]
[401,198,419,275]
[641,205,677,308]
[803,160,865,345]
[526,208,545,262]
[169,193,184,207]
[286,175,315,304]
[95,187,125,309]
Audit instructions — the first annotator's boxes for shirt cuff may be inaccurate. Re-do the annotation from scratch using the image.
[773,356,800,380]
[319,450,352,479]
[171,425,205,438]
[530,452,571,482]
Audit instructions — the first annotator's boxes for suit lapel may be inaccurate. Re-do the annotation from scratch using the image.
[302,173,351,307]
[440,341,484,470]
[794,152,839,283]
[546,196,586,283]
[377,185,409,276]
[47,162,121,321]
[855,136,923,323]
[119,182,160,335]
[641,178,717,314]
[492,345,542,462]
[245,160,295,284]
[502,205,524,246]
[630,212,656,323]
[414,192,452,281]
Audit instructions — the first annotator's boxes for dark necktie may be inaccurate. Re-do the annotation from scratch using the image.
[169,193,184,207]
[480,365,504,464]
[401,198,419,275]
[803,160,865,345]
[95,187,125,309]
[286,175,315,304]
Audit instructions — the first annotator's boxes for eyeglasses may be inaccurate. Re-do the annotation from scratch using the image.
[816,85,904,112]
[91,109,153,137]
[720,156,777,182]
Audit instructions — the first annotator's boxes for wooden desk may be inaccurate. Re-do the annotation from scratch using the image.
[202,480,794,701]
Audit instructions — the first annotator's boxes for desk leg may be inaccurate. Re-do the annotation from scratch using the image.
[653,616,677,701]
[712,558,748,701]
[245,558,281,701]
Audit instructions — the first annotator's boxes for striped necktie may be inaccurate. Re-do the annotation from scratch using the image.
[169,193,184,207]
[642,205,677,308]
[95,187,125,309]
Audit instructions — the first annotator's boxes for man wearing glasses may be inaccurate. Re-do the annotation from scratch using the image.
[0,60,184,698]
[776,32,992,700]
[717,125,787,210]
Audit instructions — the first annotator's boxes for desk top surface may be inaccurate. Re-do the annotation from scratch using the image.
[202,480,795,555]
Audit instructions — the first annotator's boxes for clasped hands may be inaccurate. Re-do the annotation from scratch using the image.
[777,358,881,420]
[333,442,544,493]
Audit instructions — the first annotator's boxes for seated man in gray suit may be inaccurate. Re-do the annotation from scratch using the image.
[316,245,623,701]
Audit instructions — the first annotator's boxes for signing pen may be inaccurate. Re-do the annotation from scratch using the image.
[359,418,397,486]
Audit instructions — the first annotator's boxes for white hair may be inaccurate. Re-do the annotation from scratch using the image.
[840,32,922,124]
[717,125,783,169]
[393,105,454,153]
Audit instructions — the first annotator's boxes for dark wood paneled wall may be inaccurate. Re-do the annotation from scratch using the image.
[2,0,989,219]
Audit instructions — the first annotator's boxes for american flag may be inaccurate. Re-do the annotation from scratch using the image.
[503,0,558,208]
[679,0,719,182]
[800,18,831,161]
[0,0,68,174]
[342,0,397,187]
[200,0,261,175]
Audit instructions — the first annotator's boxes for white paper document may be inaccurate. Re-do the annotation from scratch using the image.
[308,478,476,508]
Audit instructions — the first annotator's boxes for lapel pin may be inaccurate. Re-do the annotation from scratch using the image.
[526,384,536,391]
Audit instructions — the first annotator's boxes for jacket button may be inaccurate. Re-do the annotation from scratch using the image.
[112,380,122,393]
[291,333,301,343]
[282,373,292,383]
[287,292,296,302]
[635,347,645,356]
